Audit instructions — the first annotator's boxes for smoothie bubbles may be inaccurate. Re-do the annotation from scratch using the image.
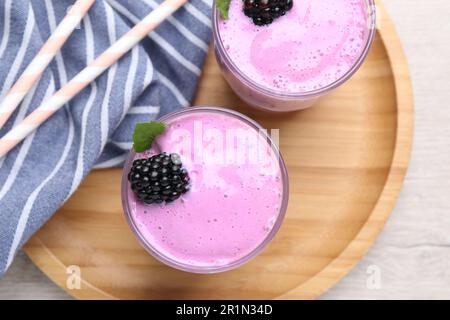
[213,0,376,111]
[122,107,288,273]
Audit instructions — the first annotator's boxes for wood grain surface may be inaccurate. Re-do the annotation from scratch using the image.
[11,1,413,300]
[3,0,444,299]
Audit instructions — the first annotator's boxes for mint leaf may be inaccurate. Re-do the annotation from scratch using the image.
[217,0,231,19]
[132,121,166,153]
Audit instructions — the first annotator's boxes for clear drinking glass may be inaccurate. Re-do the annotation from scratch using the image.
[121,106,289,273]
[212,0,376,112]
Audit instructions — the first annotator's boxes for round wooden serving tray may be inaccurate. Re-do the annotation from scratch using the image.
[24,2,413,300]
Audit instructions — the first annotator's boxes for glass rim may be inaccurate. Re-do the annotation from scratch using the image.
[121,106,290,273]
[212,0,377,99]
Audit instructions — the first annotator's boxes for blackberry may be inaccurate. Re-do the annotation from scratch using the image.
[243,0,293,26]
[128,152,190,205]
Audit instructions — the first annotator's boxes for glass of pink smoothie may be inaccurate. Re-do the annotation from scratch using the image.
[121,106,289,273]
[213,0,376,112]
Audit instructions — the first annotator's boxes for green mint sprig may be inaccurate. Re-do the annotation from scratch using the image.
[132,121,166,153]
[217,0,231,19]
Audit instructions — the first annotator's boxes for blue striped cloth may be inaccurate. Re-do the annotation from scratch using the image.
[0,0,212,276]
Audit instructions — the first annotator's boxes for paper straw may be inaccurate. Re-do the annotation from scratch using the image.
[0,0,188,158]
[0,0,96,129]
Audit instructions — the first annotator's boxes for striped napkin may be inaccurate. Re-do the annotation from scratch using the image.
[0,0,212,275]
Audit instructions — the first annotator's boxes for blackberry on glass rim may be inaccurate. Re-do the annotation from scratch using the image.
[128,152,190,205]
[243,0,293,26]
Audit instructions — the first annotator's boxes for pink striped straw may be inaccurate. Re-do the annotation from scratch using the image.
[0,0,189,158]
[0,0,96,129]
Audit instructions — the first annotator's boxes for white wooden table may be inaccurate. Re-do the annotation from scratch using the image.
[1,0,450,299]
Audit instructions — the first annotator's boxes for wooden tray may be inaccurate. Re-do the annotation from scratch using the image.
[23,2,413,300]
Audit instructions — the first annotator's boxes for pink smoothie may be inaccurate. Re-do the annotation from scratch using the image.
[125,108,286,269]
[218,0,370,93]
